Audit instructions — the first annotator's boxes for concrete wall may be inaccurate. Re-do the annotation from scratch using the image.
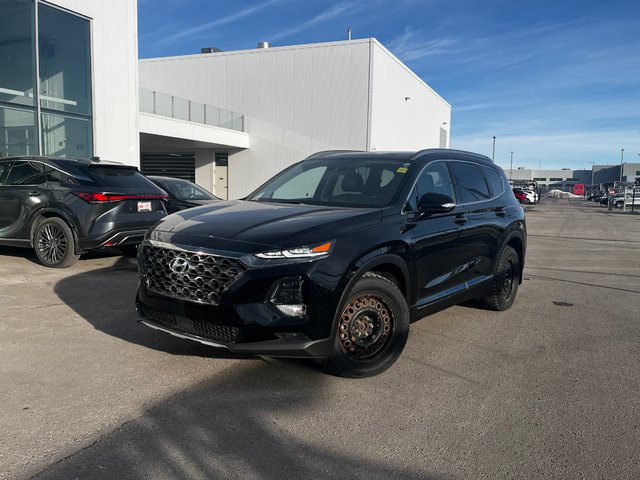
[139,39,450,198]
[369,41,450,151]
[49,0,139,165]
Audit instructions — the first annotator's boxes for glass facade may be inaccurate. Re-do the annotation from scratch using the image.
[0,0,92,158]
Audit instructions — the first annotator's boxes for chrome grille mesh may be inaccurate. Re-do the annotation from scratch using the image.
[140,245,246,305]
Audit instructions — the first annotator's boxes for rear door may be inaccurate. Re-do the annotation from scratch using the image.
[447,161,501,287]
[0,160,47,239]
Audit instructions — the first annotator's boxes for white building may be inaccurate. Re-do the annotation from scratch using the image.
[1,1,451,199]
[138,39,451,198]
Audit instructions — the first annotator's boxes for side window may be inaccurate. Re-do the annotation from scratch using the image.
[405,162,455,211]
[44,165,76,184]
[0,162,9,185]
[449,162,491,204]
[482,166,504,197]
[5,161,45,186]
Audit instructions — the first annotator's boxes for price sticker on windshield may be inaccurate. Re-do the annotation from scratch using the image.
[397,167,408,174]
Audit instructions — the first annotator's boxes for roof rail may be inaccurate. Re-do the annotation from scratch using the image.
[412,148,492,162]
[304,150,364,160]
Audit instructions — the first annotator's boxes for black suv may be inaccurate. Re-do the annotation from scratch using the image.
[0,156,167,267]
[136,149,526,377]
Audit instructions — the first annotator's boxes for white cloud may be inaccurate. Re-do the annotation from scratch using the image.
[157,0,286,45]
[387,27,461,62]
[270,1,364,42]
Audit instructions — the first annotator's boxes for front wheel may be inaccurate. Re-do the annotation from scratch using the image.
[482,246,519,311]
[322,272,409,378]
[34,217,80,268]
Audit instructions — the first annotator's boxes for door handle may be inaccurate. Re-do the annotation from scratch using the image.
[454,214,467,225]
[495,207,506,217]
[28,191,41,197]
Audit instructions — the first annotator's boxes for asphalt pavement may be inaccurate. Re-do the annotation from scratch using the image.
[1,197,639,479]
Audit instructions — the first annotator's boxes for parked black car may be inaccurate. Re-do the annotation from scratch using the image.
[148,176,220,213]
[0,156,167,267]
[136,149,526,377]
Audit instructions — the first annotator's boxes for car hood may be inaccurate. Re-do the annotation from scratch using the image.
[151,200,382,253]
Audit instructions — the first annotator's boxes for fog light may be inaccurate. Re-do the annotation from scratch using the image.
[269,276,307,317]
[275,304,307,316]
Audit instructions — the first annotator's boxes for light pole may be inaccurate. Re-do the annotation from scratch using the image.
[492,136,496,161]
[510,151,513,181]
[620,148,624,182]
[589,161,595,196]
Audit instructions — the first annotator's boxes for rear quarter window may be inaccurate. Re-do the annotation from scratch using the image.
[482,166,505,197]
[449,162,491,203]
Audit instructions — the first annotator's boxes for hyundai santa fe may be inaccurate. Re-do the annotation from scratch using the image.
[136,149,526,377]
[0,156,167,267]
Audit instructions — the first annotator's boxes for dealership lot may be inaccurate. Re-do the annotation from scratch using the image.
[1,198,640,480]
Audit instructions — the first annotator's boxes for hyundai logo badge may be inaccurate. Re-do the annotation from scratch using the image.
[169,257,191,274]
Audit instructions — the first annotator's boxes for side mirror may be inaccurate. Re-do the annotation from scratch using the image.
[418,193,456,215]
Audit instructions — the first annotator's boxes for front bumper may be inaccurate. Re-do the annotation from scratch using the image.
[135,240,346,358]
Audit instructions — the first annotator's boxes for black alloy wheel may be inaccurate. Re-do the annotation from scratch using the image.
[34,217,80,268]
[323,272,409,378]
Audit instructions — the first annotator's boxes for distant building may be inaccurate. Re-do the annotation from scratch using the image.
[504,164,640,191]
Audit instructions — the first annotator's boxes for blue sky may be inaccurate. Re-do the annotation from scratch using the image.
[138,0,640,171]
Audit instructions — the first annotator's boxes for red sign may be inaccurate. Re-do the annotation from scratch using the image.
[609,189,616,195]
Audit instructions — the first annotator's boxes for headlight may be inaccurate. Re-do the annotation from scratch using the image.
[255,241,334,259]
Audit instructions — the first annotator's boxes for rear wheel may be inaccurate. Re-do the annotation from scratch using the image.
[482,245,519,311]
[34,217,79,268]
[322,272,409,378]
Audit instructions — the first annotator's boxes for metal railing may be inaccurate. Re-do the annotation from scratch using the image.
[139,88,244,132]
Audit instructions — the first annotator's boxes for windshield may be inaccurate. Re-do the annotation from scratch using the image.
[246,157,412,208]
[156,178,218,201]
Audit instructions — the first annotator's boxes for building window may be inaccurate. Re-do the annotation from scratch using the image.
[0,1,92,158]
[0,0,37,157]
[549,178,562,181]
[533,177,547,181]
[636,171,640,176]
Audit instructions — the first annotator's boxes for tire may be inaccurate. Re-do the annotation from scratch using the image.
[33,217,80,268]
[322,272,410,378]
[482,245,519,311]
[120,244,140,258]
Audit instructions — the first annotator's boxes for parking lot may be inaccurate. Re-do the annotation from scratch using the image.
[1,197,640,480]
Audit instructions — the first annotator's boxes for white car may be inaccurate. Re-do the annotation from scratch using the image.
[522,189,538,204]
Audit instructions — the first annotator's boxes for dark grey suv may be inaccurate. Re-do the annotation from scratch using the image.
[0,156,167,267]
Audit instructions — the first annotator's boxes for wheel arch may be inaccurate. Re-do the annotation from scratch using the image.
[29,209,79,251]
[502,233,525,284]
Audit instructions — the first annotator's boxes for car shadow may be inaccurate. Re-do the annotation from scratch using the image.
[53,255,255,359]
[0,244,127,267]
[29,361,438,480]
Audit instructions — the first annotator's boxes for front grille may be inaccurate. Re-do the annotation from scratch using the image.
[140,304,241,343]
[141,304,178,328]
[140,245,247,305]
